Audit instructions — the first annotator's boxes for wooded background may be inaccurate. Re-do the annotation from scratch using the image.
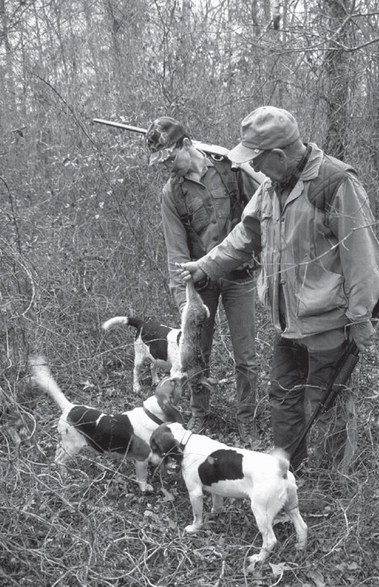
[1,2,379,586]
[1,0,379,373]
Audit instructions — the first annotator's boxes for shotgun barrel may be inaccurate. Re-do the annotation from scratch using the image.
[93,117,229,157]
[93,118,147,135]
[93,117,265,184]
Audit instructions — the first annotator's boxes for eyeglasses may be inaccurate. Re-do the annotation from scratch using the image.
[148,144,177,166]
[162,152,178,169]
[250,150,271,169]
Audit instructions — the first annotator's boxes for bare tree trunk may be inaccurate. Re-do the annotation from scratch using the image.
[373,54,379,178]
[322,0,354,160]
[0,0,17,120]
[272,0,281,30]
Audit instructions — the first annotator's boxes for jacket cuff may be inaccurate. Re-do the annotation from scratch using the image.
[197,259,219,280]
[345,310,371,323]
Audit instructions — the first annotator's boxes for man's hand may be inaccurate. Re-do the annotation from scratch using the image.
[349,320,376,352]
[175,261,206,283]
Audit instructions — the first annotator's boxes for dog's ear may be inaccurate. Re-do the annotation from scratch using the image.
[168,375,184,404]
[155,379,184,423]
[150,425,180,457]
[130,434,151,461]
[167,404,184,423]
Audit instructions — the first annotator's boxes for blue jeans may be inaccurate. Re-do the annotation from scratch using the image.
[270,334,349,470]
[190,275,258,422]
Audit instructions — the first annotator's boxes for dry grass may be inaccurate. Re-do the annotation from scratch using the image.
[1,301,379,587]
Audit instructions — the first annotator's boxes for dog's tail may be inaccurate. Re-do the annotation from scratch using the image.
[271,447,290,479]
[29,355,72,412]
[102,316,143,331]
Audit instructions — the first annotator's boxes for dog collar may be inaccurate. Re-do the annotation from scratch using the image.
[143,406,164,426]
[179,429,192,450]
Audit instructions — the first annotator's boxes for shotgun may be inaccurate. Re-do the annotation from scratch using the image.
[296,299,379,451]
[92,117,265,183]
[93,118,229,157]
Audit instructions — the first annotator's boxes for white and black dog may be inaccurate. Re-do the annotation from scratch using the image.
[150,422,308,571]
[29,356,182,492]
[102,316,181,393]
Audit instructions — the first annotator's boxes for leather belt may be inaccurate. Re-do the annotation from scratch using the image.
[194,267,254,292]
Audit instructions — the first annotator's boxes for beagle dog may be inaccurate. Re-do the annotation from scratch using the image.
[150,422,308,571]
[29,356,182,492]
[102,316,181,393]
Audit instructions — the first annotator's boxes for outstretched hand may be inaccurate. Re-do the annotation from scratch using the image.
[175,262,206,284]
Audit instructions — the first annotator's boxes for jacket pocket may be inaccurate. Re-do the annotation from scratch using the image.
[260,212,272,250]
[212,188,230,219]
[189,197,210,233]
[296,260,347,318]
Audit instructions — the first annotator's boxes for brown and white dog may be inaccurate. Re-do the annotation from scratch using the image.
[29,356,182,492]
[102,316,181,392]
[150,422,308,571]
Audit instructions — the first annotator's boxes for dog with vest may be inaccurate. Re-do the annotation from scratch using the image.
[102,316,181,393]
[29,356,182,492]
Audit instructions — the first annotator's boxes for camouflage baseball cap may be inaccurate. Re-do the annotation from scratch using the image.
[146,116,190,165]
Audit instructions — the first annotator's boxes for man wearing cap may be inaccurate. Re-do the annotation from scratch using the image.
[178,106,379,471]
[146,116,261,443]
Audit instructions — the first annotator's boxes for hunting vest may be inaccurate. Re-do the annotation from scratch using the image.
[260,151,359,338]
[306,153,356,211]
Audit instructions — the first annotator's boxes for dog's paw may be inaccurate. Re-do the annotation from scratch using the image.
[295,540,307,551]
[185,523,201,534]
[161,488,175,502]
[210,506,224,515]
[246,554,262,572]
[139,483,154,494]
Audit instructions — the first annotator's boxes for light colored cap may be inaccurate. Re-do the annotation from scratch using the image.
[228,106,300,164]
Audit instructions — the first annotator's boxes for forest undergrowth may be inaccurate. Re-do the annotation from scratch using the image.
[1,2,379,585]
[1,300,378,587]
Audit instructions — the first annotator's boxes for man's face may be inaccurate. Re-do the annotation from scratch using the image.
[250,149,288,183]
[162,144,192,178]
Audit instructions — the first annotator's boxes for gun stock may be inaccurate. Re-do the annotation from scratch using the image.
[295,299,379,452]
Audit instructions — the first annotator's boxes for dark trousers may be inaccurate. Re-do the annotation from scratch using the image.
[269,335,348,470]
[190,276,258,421]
